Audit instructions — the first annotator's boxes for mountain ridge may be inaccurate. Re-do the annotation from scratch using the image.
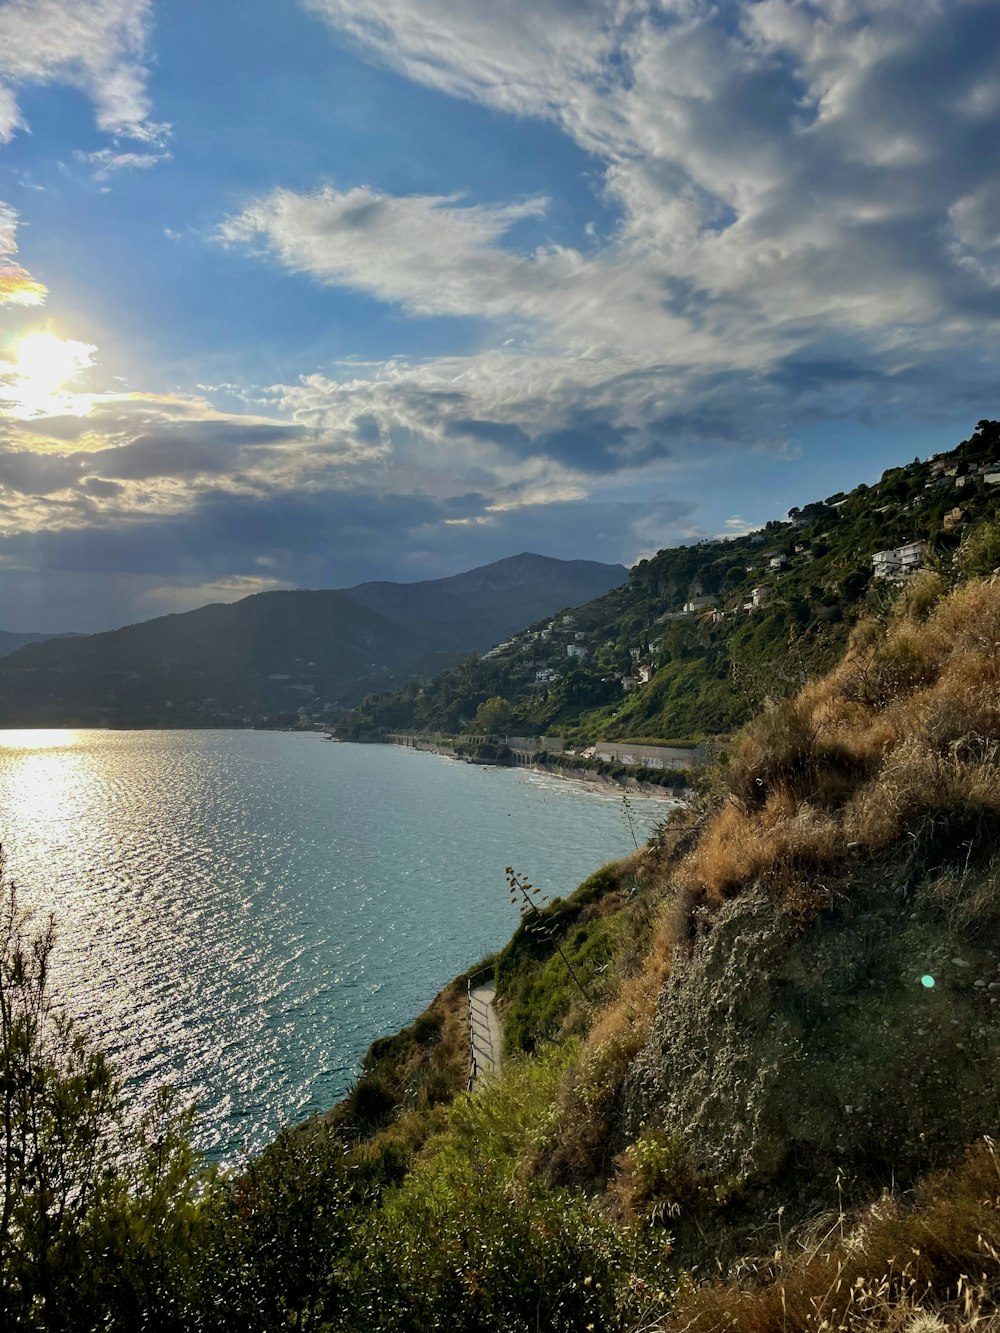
[0,553,627,727]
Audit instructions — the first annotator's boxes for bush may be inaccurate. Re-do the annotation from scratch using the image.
[0,857,201,1330]
[341,1048,676,1332]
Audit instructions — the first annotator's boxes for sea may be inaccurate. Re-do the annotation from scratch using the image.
[0,729,665,1161]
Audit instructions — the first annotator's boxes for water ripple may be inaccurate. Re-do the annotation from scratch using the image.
[0,730,665,1161]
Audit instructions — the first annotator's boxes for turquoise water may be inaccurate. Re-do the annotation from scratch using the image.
[0,730,664,1160]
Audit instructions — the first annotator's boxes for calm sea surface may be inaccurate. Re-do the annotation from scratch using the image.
[0,730,663,1160]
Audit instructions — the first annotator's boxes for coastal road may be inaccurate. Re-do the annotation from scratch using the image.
[469,980,503,1088]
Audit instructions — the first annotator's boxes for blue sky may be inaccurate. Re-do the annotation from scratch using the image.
[0,0,998,630]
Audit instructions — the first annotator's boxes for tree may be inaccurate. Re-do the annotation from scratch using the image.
[955,518,1000,577]
[471,695,513,735]
[0,856,200,1328]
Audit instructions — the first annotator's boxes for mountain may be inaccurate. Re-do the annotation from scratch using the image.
[0,553,626,727]
[345,419,1000,743]
[0,630,78,658]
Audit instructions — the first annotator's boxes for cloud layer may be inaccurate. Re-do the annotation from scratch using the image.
[219,0,1000,494]
[0,202,46,306]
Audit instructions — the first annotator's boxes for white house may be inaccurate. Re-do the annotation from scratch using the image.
[683,595,716,613]
[567,643,588,659]
[872,541,928,580]
[750,585,773,608]
[637,663,653,684]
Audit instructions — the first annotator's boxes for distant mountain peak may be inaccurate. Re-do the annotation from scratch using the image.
[0,553,628,727]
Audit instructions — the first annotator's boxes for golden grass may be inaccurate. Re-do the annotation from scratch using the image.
[539,579,1000,1195]
[663,1137,1000,1332]
[674,577,1000,909]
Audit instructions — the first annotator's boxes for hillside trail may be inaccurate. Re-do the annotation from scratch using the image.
[469,979,503,1088]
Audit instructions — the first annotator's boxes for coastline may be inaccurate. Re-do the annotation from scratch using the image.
[521,759,681,801]
[370,733,685,801]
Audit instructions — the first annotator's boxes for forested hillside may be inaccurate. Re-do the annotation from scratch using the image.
[0,554,625,727]
[344,420,1000,743]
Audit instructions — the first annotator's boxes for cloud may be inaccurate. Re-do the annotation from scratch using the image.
[276,0,1000,444]
[301,0,621,131]
[221,185,551,319]
[0,366,700,627]
[84,419,311,481]
[0,483,695,590]
[74,147,170,180]
[0,202,46,306]
[0,0,167,144]
[6,0,1000,629]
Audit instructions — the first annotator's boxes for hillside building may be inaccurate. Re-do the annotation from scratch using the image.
[683,595,716,613]
[872,541,928,581]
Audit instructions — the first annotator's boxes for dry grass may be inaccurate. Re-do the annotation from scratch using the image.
[662,1137,1000,1332]
[538,579,1000,1196]
[535,900,680,1186]
[674,578,1000,910]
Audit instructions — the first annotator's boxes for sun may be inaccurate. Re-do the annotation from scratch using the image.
[2,331,97,418]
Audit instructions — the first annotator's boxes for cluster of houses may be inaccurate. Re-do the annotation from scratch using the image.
[483,452,997,704]
[926,457,1000,489]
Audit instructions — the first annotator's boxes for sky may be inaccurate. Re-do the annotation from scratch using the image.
[0,0,998,632]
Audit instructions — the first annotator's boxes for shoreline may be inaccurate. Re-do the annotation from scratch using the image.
[374,734,685,802]
[521,758,681,801]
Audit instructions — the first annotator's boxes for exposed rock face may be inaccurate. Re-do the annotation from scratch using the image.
[620,865,1000,1214]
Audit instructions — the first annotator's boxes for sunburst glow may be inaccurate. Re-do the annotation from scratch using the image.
[1,331,97,418]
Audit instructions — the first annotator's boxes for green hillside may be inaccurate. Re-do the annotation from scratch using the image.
[0,553,626,728]
[343,420,1000,744]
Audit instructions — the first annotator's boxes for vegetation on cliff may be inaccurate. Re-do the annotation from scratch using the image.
[344,420,1000,746]
[5,568,1000,1329]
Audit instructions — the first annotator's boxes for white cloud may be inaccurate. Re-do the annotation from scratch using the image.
[0,200,46,305]
[301,0,625,133]
[0,200,18,255]
[221,185,554,319]
[74,147,170,180]
[0,81,21,142]
[196,0,982,511]
[0,0,166,143]
[135,574,297,618]
[291,0,1000,362]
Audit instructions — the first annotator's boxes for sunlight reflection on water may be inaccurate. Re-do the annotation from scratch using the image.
[0,730,666,1162]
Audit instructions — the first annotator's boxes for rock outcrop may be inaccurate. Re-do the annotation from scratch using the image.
[621,858,1000,1219]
